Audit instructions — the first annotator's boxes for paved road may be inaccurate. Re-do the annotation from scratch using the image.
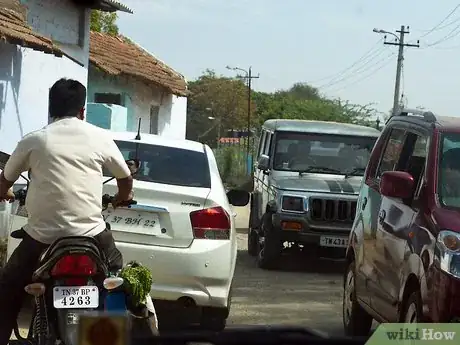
[229,232,345,336]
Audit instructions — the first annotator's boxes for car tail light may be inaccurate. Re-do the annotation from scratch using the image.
[51,254,97,277]
[190,206,231,240]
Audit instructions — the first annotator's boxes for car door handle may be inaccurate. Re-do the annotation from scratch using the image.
[378,210,386,225]
[362,197,367,210]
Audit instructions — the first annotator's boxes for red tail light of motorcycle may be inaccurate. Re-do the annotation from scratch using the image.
[51,254,97,277]
[190,206,231,240]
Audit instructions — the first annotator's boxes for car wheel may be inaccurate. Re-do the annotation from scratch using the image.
[247,229,258,256]
[200,307,227,331]
[257,233,281,270]
[343,260,373,336]
[400,291,422,323]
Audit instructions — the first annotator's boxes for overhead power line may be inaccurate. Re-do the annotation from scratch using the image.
[325,53,396,93]
[419,3,460,38]
[309,38,384,84]
[319,50,391,89]
[424,22,460,47]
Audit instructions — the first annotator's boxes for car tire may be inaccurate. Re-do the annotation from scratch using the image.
[343,260,373,336]
[257,213,281,269]
[247,200,259,256]
[400,290,422,323]
[200,307,227,331]
[248,229,258,257]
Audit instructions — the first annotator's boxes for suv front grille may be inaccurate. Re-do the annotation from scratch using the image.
[310,199,357,222]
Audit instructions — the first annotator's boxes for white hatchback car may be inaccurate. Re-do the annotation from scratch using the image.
[4,131,249,331]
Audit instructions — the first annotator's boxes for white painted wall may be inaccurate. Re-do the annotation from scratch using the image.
[0,0,90,154]
[88,68,188,139]
[158,95,187,139]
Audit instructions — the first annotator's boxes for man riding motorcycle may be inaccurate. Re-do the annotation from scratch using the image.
[0,78,133,344]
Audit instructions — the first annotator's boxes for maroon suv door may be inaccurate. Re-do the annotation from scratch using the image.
[371,130,428,321]
[355,127,406,312]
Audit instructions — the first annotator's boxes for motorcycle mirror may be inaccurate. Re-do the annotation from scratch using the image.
[0,151,9,171]
[126,159,139,175]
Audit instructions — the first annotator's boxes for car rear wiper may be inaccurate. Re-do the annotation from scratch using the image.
[299,166,342,175]
[344,167,366,178]
[134,326,368,345]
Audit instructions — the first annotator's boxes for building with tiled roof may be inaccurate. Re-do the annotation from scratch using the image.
[87,31,188,139]
[0,0,131,154]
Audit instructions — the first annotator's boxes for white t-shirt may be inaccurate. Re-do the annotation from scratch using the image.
[3,117,131,244]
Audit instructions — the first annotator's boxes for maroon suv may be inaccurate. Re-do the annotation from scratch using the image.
[343,108,460,335]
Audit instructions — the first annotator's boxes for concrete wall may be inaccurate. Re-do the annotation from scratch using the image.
[0,0,90,154]
[0,0,90,238]
[87,67,187,139]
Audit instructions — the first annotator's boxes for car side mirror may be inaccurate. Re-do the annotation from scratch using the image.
[126,159,140,175]
[227,189,250,207]
[257,154,270,171]
[380,171,415,199]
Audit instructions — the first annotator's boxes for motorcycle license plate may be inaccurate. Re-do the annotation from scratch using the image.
[53,286,99,309]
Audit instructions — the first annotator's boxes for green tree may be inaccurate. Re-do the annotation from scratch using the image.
[252,87,377,127]
[186,70,256,146]
[90,10,119,36]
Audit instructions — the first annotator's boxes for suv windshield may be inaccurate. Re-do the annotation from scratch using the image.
[104,140,211,188]
[439,133,460,207]
[273,132,377,175]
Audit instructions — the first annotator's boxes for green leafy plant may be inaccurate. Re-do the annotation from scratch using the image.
[119,261,152,307]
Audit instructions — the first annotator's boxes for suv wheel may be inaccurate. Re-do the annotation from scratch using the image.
[343,260,373,336]
[248,229,258,256]
[400,291,422,323]
[247,205,258,256]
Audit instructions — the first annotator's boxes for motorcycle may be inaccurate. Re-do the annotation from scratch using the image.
[5,159,158,345]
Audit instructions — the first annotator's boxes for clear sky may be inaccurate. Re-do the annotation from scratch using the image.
[117,0,460,118]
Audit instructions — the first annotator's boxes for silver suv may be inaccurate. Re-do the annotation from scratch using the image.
[248,119,381,269]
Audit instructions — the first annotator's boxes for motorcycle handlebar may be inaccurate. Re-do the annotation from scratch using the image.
[102,194,137,208]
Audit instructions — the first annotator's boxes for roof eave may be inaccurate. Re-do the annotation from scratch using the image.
[93,0,133,13]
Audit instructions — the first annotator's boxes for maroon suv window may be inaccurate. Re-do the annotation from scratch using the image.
[377,128,406,177]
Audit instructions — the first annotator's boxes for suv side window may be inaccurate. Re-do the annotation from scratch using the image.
[377,128,406,177]
[263,132,273,156]
[258,131,267,158]
[398,133,428,199]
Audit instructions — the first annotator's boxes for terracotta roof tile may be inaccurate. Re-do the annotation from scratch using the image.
[0,0,63,56]
[89,31,188,97]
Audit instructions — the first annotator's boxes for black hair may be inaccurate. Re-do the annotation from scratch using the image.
[48,78,86,119]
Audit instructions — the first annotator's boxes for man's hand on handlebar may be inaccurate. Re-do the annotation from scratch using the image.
[112,191,135,209]
[0,188,15,203]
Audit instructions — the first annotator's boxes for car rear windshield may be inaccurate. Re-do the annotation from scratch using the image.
[104,140,211,188]
[438,133,460,207]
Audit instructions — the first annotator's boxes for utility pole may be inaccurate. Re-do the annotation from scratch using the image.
[226,66,260,169]
[378,25,419,116]
[245,67,259,161]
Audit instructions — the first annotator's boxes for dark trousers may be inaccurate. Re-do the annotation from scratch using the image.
[0,229,122,345]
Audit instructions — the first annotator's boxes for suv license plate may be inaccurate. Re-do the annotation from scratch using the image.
[53,286,99,309]
[320,236,348,248]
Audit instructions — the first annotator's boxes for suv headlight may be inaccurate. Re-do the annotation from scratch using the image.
[436,230,460,277]
[281,195,307,213]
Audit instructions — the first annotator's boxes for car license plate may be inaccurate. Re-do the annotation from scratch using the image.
[53,286,99,309]
[102,209,160,235]
[320,236,348,248]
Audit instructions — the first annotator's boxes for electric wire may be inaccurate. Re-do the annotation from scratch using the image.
[419,3,460,38]
[424,22,460,47]
[309,38,384,84]
[317,47,387,88]
[320,51,394,90]
[325,53,396,94]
